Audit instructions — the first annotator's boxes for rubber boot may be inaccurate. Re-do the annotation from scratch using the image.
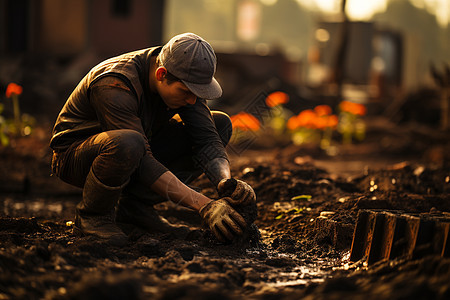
[115,193,191,238]
[75,169,128,246]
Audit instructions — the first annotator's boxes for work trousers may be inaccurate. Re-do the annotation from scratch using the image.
[51,111,232,200]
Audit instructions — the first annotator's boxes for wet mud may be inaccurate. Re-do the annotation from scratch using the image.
[1,122,449,299]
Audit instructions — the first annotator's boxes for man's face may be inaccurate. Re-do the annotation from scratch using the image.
[157,78,197,109]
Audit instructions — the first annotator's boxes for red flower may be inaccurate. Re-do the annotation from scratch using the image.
[5,83,23,98]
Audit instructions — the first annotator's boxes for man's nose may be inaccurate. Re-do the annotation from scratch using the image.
[186,95,197,105]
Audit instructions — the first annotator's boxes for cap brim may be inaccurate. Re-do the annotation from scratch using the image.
[182,77,222,100]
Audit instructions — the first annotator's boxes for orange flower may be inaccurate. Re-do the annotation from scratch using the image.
[297,109,318,128]
[288,109,339,131]
[339,101,355,114]
[326,115,339,128]
[315,114,339,130]
[339,101,366,116]
[287,115,300,130]
[314,105,332,117]
[5,83,23,98]
[353,104,367,116]
[230,112,260,131]
[265,91,289,108]
[287,109,318,130]
[314,117,326,129]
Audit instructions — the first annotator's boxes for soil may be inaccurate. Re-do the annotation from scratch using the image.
[1,117,449,300]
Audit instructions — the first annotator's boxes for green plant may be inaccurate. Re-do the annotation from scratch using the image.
[1,83,35,146]
[0,103,9,146]
[337,100,367,144]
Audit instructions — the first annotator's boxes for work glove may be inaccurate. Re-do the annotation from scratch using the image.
[199,198,246,242]
[217,178,256,207]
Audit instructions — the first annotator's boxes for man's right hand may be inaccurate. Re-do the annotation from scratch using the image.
[199,198,246,242]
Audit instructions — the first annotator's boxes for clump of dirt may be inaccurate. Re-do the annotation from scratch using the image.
[353,162,450,195]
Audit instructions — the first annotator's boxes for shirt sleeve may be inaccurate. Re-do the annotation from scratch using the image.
[178,99,229,171]
[89,76,168,185]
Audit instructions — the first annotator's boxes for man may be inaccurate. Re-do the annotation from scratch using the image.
[50,33,256,246]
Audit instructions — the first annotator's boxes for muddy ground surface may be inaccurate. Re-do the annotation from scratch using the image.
[1,118,450,299]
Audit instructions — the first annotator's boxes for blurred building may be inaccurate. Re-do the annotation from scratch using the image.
[0,0,306,116]
[0,0,164,58]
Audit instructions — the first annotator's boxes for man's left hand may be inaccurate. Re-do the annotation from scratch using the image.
[217,178,256,206]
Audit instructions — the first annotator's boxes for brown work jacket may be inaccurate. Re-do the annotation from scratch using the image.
[50,47,228,184]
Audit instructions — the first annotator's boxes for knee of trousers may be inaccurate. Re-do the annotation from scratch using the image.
[212,111,232,146]
[102,129,147,171]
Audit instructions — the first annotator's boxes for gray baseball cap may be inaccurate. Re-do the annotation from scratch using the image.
[159,33,222,99]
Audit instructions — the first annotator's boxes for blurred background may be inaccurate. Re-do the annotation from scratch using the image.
[0,0,449,127]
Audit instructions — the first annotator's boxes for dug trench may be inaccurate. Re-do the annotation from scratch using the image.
[0,122,450,299]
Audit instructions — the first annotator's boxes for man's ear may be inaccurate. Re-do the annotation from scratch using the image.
[155,67,167,81]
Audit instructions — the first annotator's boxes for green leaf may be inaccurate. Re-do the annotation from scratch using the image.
[0,132,9,146]
[295,207,304,214]
[291,195,312,201]
[275,214,284,220]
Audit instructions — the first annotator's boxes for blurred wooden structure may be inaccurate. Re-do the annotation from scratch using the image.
[430,63,450,130]
[306,21,403,107]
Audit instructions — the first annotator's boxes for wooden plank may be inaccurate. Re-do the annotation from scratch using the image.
[350,210,371,262]
[367,213,386,265]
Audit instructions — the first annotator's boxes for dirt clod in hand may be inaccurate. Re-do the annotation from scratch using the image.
[218,178,238,197]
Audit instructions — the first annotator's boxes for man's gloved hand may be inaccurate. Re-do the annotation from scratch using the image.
[199,198,246,242]
[217,178,256,206]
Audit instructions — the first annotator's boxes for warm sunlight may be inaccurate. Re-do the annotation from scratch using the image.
[296,0,388,19]
[423,0,449,27]
[410,0,449,27]
[296,0,448,27]
[346,0,388,20]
